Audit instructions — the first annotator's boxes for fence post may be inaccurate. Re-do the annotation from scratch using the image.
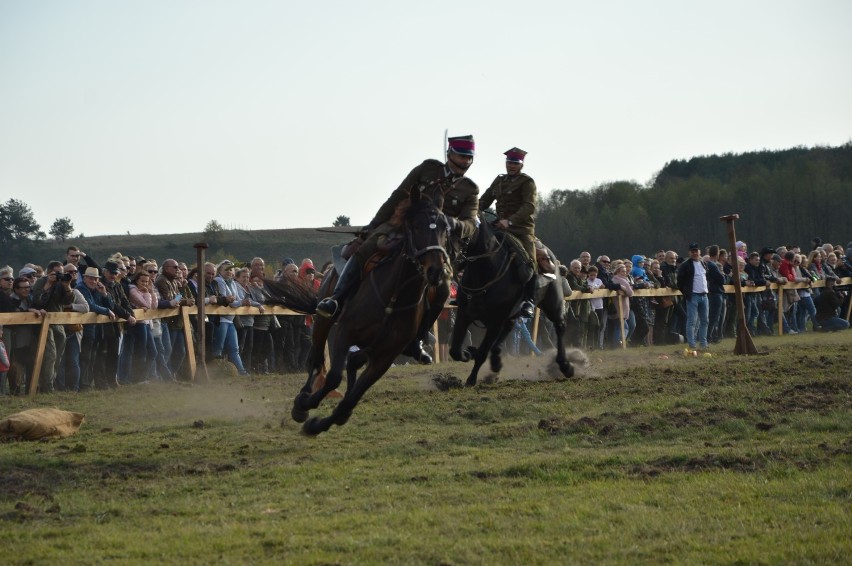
[193,242,210,382]
[28,313,53,397]
[720,214,759,354]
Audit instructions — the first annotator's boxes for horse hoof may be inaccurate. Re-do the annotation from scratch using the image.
[449,349,469,362]
[301,417,325,436]
[560,363,575,379]
[291,405,308,424]
[464,378,477,388]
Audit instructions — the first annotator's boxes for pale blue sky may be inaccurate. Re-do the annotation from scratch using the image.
[1,0,850,237]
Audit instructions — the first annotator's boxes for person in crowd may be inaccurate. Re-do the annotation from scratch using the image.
[99,260,137,389]
[593,255,619,348]
[793,253,819,332]
[316,134,479,366]
[815,277,849,331]
[234,267,262,372]
[676,242,713,351]
[125,270,158,384]
[30,261,74,392]
[74,267,113,390]
[249,273,273,374]
[609,262,634,347]
[579,251,592,272]
[736,241,748,261]
[767,253,794,334]
[56,262,89,392]
[705,245,727,344]
[563,260,589,347]
[660,250,684,343]
[628,255,653,346]
[155,258,195,379]
[212,260,251,375]
[648,259,672,346]
[6,276,43,393]
[743,251,767,336]
[0,267,15,312]
[585,265,605,350]
[274,261,302,372]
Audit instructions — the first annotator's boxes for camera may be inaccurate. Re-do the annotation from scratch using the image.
[57,272,73,282]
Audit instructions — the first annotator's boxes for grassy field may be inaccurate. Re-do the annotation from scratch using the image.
[1,332,850,565]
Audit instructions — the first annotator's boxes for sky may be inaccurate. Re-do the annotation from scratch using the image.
[1,0,850,238]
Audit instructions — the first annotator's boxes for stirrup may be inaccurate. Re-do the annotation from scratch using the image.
[520,301,535,318]
[316,297,339,319]
[402,340,432,364]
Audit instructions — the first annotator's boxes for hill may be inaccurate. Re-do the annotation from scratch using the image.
[5,226,352,272]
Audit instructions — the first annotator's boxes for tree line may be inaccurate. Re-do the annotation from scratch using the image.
[536,143,852,261]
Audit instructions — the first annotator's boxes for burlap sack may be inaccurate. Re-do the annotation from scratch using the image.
[0,408,85,440]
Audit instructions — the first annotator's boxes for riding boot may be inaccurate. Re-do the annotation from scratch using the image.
[316,258,361,319]
[402,331,433,364]
[402,298,444,364]
[519,274,537,318]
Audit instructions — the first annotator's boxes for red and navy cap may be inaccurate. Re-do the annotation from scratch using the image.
[504,147,527,163]
[447,135,475,156]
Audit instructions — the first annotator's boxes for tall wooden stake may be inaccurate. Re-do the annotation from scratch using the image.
[194,242,210,381]
[720,214,759,355]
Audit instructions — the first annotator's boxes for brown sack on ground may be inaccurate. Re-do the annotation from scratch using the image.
[0,408,86,441]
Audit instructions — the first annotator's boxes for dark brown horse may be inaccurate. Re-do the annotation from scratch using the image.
[264,187,450,435]
[449,215,574,385]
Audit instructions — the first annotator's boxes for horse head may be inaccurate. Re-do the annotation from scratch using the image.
[405,187,449,287]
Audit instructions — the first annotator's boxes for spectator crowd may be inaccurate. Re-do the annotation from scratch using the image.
[1,239,850,395]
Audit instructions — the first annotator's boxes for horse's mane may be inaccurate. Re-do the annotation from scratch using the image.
[262,277,319,314]
[405,191,443,222]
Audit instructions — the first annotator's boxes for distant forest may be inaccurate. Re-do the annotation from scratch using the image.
[536,143,852,262]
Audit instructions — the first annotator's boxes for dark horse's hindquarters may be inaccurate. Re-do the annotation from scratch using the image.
[450,217,573,385]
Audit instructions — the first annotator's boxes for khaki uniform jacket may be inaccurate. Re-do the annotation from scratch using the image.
[368,159,480,240]
[479,173,536,235]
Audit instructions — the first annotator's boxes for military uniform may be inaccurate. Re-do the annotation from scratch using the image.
[355,158,479,268]
[479,171,537,265]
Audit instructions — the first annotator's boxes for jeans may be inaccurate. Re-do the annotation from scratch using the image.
[169,324,187,376]
[707,292,724,342]
[818,317,849,331]
[685,293,709,348]
[213,320,247,374]
[58,334,81,392]
[796,295,818,331]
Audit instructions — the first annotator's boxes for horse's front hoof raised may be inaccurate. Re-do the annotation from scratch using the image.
[291,393,310,423]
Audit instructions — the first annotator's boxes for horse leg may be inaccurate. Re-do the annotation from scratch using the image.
[449,309,474,362]
[489,319,515,374]
[466,322,507,387]
[303,349,397,436]
[291,336,347,423]
[346,348,368,391]
[544,304,574,379]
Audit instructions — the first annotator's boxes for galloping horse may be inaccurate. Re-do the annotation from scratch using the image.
[449,214,574,385]
[264,187,450,435]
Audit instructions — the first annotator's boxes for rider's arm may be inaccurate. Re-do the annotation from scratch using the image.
[508,177,536,229]
[455,179,480,239]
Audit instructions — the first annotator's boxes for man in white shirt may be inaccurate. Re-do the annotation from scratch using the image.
[676,242,710,350]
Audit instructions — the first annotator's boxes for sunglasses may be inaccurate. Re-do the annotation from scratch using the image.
[148,269,158,274]
[15,286,31,290]
[1,277,13,281]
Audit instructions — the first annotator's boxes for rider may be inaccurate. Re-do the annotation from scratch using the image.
[316,135,480,363]
[478,147,538,318]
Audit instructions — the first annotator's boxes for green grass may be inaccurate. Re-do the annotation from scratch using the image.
[1,332,850,564]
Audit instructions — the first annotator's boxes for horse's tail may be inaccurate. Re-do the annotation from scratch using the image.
[262,278,318,314]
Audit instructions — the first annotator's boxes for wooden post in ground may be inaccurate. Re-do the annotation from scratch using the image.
[28,313,52,397]
[194,243,210,382]
[720,214,759,355]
